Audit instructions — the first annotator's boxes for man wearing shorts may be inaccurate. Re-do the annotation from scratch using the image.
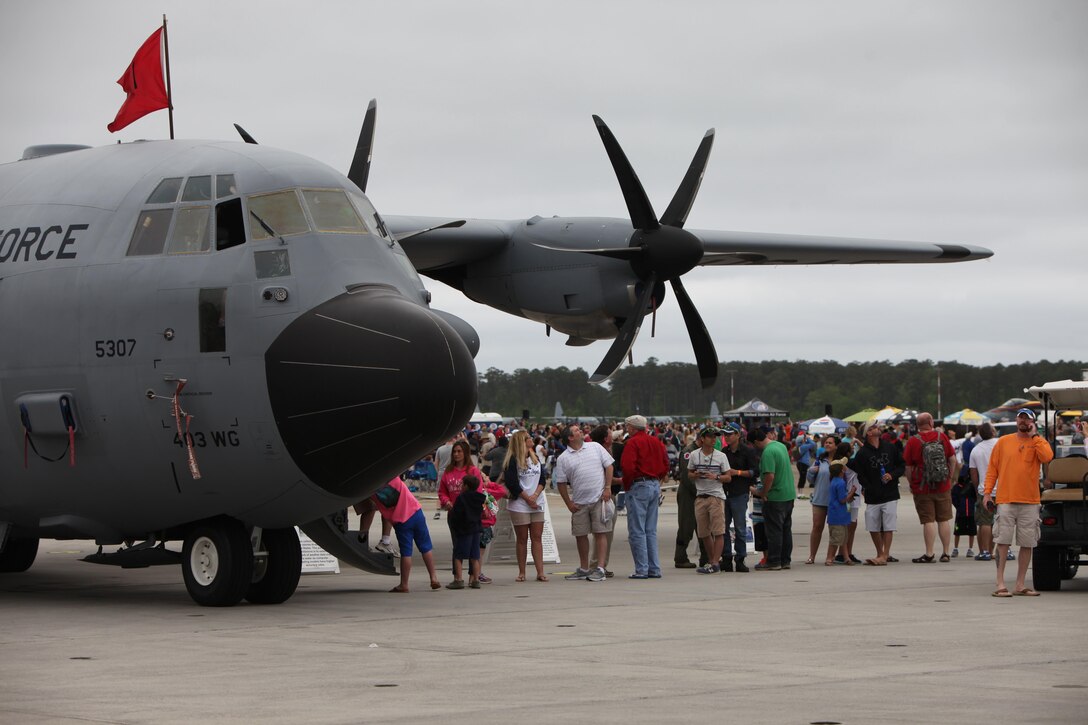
[983,409,1054,597]
[555,424,614,582]
[849,421,905,565]
[969,423,999,560]
[688,427,731,574]
[903,413,957,563]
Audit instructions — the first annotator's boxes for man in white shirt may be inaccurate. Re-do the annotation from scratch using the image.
[554,425,615,582]
[688,427,732,574]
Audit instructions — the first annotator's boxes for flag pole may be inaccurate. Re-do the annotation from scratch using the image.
[161,14,175,139]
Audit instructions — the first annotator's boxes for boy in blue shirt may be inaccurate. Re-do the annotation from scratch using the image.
[825,459,854,565]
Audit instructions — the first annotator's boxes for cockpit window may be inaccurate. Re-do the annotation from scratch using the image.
[303,189,367,233]
[349,192,390,241]
[247,190,310,241]
[147,177,182,204]
[127,209,174,255]
[182,176,212,201]
[166,206,212,254]
[216,174,237,199]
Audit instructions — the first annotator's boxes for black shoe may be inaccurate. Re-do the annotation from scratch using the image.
[675,561,697,569]
[734,560,749,573]
[834,554,845,563]
[719,560,733,572]
[849,554,861,564]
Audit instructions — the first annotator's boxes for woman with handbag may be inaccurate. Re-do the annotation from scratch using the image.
[503,429,548,582]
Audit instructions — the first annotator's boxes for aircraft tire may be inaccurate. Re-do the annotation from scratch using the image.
[182,518,254,607]
[0,537,39,573]
[245,527,302,605]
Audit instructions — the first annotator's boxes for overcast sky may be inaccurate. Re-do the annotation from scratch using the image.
[2,1,1086,379]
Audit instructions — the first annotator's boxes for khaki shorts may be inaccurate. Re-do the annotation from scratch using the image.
[993,503,1041,548]
[509,510,545,526]
[695,496,726,538]
[913,491,953,524]
[975,493,995,526]
[828,524,847,547]
[571,500,613,536]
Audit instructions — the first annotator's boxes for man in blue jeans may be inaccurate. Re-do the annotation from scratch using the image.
[721,423,760,572]
[620,415,669,579]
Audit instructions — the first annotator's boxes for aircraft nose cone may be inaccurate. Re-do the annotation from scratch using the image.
[264,285,477,499]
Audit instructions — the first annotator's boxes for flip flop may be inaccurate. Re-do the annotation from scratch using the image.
[886,556,899,563]
[536,575,549,582]
[430,581,442,590]
[824,561,835,566]
[515,574,526,582]
[1013,588,1040,596]
[389,586,409,593]
[863,559,879,566]
[991,588,1012,598]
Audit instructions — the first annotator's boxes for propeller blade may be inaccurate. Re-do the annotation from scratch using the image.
[660,129,714,228]
[233,124,258,144]
[589,273,657,385]
[348,99,377,193]
[669,277,718,388]
[530,241,645,262]
[592,115,659,232]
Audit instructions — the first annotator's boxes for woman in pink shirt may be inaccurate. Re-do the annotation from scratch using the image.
[438,440,485,574]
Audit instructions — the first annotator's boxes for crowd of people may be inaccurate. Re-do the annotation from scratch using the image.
[359,408,1070,597]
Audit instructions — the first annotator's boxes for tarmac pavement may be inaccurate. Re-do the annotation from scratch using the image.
[2,487,1086,724]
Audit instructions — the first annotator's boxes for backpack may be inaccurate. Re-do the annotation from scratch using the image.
[915,434,949,488]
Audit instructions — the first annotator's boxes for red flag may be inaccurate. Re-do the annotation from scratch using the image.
[107,27,170,133]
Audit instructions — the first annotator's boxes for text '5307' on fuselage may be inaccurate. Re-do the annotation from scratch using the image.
[0,140,478,605]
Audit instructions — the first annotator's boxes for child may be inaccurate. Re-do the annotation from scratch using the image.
[447,474,486,589]
[477,476,509,583]
[825,459,853,566]
[950,475,976,558]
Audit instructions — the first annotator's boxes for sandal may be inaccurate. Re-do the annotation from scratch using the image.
[1013,588,1040,596]
[991,588,1012,598]
[824,561,835,566]
[515,574,526,582]
[912,554,935,563]
[804,559,815,565]
[939,553,951,563]
[536,575,549,582]
[389,586,409,593]
[886,556,899,563]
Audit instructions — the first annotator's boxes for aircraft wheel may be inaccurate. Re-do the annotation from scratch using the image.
[0,537,39,573]
[182,518,254,607]
[245,527,302,605]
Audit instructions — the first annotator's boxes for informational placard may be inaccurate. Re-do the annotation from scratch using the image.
[485,494,561,565]
[296,527,340,574]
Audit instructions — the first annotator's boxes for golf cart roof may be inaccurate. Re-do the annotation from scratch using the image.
[1025,380,1088,409]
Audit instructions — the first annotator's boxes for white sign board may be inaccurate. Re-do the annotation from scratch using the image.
[296,527,340,574]
[485,494,561,565]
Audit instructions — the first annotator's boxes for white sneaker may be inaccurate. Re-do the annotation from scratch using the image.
[951,548,959,558]
[965,549,975,558]
[586,568,606,582]
[564,567,590,580]
[375,541,395,554]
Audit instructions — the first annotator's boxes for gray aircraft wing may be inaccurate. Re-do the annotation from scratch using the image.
[690,229,991,266]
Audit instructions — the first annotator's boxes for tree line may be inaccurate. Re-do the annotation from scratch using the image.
[476,358,1088,421]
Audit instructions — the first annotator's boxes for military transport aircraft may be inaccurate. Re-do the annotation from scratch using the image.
[0,102,990,606]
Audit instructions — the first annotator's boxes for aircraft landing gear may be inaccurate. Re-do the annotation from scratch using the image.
[246,527,302,604]
[182,518,253,606]
[0,536,39,573]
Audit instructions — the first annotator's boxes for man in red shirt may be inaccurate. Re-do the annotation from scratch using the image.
[620,415,669,579]
[903,412,957,563]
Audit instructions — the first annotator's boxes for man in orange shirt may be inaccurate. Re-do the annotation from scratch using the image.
[982,409,1054,597]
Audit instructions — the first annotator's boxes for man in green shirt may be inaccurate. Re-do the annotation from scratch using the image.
[748,428,795,570]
